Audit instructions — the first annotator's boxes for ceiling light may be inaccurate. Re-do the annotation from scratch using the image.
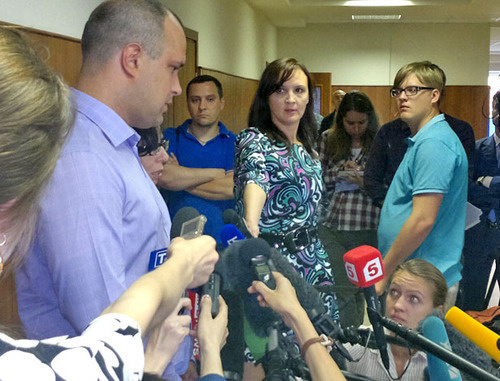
[345,0,413,6]
[352,14,402,20]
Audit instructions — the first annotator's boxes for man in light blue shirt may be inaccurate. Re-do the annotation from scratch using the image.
[377,61,467,304]
[16,1,194,379]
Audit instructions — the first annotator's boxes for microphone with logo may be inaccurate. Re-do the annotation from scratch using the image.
[344,245,390,371]
[222,209,252,239]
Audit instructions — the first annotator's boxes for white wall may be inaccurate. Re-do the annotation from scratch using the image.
[167,0,277,80]
[0,0,278,80]
[278,23,490,86]
[1,0,101,39]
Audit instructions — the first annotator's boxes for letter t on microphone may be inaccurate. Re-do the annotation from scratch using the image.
[344,245,390,370]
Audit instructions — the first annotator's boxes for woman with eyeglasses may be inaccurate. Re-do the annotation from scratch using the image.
[317,91,380,328]
[134,126,170,185]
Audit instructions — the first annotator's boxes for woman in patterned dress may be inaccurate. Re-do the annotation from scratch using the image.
[234,58,338,319]
[318,91,380,328]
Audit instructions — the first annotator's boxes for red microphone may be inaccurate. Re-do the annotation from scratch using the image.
[344,245,389,370]
[344,245,385,287]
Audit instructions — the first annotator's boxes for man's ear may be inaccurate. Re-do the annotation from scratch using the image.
[120,43,143,78]
[220,97,225,111]
[431,88,441,106]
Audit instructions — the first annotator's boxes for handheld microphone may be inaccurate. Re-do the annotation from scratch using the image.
[380,314,499,381]
[201,260,224,317]
[171,206,200,239]
[220,223,246,248]
[149,207,202,271]
[239,238,276,290]
[266,247,353,361]
[222,209,252,238]
[445,306,500,363]
[421,315,462,380]
[222,238,280,338]
[344,245,390,370]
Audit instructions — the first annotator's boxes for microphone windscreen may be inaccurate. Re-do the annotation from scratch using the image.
[220,224,246,248]
[238,238,272,278]
[220,289,245,378]
[222,238,279,338]
[343,245,385,288]
[268,248,324,314]
[171,206,200,239]
[445,306,500,363]
[421,315,462,380]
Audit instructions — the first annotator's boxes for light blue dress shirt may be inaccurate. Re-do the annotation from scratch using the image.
[15,89,193,378]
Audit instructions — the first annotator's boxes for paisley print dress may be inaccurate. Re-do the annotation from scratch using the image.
[234,127,338,318]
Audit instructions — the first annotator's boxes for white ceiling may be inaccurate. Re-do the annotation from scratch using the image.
[243,0,500,69]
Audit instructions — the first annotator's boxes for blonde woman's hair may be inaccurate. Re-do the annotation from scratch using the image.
[0,26,73,271]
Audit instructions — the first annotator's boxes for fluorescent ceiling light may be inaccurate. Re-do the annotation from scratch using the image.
[345,0,413,6]
[352,14,402,20]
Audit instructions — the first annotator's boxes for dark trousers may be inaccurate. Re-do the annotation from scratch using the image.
[318,226,378,328]
[457,217,500,311]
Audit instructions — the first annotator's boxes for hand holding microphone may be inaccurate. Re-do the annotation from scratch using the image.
[248,271,304,329]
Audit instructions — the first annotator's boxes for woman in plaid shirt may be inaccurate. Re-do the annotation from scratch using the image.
[318,91,381,328]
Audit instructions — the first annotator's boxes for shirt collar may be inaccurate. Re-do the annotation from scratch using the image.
[406,113,445,147]
[72,88,139,148]
[181,119,232,138]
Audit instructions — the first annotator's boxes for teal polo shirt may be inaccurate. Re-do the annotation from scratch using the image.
[377,114,467,287]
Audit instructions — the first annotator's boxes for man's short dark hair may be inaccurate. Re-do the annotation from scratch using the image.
[186,75,223,99]
[81,0,179,68]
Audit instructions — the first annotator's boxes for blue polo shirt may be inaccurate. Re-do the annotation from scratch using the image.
[377,114,467,287]
[163,119,236,241]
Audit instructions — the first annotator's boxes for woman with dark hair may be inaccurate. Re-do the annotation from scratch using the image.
[318,91,380,328]
[134,126,169,185]
[234,58,338,318]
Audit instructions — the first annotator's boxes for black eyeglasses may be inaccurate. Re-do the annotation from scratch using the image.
[138,138,168,157]
[390,86,434,98]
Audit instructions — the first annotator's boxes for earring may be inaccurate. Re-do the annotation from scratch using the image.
[0,234,5,275]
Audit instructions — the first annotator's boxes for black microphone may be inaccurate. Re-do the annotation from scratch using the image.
[222,209,252,238]
[201,259,224,317]
[220,289,245,381]
[171,206,201,239]
[222,239,280,338]
[380,315,499,381]
[267,248,353,361]
[239,238,277,290]
[344,246,390,371]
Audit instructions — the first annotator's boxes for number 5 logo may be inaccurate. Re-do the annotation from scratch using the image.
[364,258,383,282]
[345,262,358,283]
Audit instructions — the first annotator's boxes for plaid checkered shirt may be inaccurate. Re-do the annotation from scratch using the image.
[318,133,380,231]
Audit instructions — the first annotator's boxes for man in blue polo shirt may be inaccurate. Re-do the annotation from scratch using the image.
[376,61,467,308]
[160,75,235,242]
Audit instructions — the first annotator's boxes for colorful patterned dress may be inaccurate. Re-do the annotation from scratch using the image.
[234,127,338,318]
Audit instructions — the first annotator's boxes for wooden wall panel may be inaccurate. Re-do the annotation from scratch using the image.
[199,68,259,134]
[162,28,198,130]
[311,72,332,117]
[331,85,490,139]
